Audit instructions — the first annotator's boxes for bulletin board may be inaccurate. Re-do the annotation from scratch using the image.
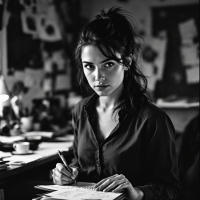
[4,0,81,97]
[152,4,199,99]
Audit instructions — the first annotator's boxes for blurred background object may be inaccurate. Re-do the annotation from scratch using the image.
[0,76,9,102]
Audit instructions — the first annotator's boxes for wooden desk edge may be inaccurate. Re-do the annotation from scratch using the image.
[0,147,73,181]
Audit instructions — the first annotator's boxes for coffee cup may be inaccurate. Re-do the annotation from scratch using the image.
[13,141,30,154]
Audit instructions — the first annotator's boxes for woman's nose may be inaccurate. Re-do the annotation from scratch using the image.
[94,68,104,80]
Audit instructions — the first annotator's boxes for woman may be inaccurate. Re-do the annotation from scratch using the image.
[52,7,180,200]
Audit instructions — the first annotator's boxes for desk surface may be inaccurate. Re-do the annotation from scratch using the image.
[156,98,199,109]
[0,141,73,181]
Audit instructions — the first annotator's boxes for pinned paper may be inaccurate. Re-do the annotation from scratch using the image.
[21,11,37,36]
[43,78,53,92]
[24,74,34,87]
[55,74,71,91]
[44,58,53,73]
[24,68,44,88]
[14,71,25,81]
[179,19,197,45]
[36,5,62,41]
[186,65,199,84]
[19,0,37,12]
[181,44,199,66]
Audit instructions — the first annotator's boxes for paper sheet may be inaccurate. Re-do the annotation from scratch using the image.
[54,74,71,91]
[37,182,95,191]
[179,18,197,44]
[181,44,199,66]
[46,187,122,200]
[186,66,199,84]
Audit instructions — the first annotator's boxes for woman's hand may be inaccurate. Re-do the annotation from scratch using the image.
[94,174,144,200]
[52,163,78,185]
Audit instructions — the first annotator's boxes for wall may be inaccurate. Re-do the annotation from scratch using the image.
[81,0,199,99]
[1,1,76,111]
[81,0,198,36]
[1,0,199,111]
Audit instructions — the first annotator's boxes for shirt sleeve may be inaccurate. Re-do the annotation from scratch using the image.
[138,110,180,200]
[69,107,83,178]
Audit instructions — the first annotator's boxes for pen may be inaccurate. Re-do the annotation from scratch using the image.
[57,150,76,184]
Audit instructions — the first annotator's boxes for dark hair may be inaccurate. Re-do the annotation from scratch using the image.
[74,6,150,114]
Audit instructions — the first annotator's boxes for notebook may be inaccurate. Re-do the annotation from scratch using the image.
[35,182,125,200]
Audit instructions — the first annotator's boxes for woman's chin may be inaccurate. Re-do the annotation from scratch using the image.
[95,91,108,96]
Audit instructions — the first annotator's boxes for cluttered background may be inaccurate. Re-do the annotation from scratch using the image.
[0,0,199,199]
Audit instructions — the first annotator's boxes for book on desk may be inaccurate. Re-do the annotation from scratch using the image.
[34,182,125,200]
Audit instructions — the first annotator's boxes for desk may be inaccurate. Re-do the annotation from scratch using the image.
[0,140,73,200]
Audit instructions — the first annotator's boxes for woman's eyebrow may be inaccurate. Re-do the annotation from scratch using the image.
[82,59,112,64]
[82,61,93,64]
[100,58,111,63]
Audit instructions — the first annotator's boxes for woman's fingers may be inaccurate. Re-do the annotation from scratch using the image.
[102,179,127,192]
[52,163,75,185]
[52,168,73,185]
[53,171,72,185]
[112,182,129,192]
[95,174,128,192]
[71,167,79,180]
[94,174,119,188]
[56,163,73,178]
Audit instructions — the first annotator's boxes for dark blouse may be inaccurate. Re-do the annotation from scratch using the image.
[70,94,180,200]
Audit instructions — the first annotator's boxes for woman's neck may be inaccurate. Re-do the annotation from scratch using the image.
[97,83,124,112]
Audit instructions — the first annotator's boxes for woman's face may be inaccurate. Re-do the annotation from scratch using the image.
[81,45,126,97]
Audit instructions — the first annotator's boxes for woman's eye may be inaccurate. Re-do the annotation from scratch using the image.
[84,64,94,69]
[104,62,114,68]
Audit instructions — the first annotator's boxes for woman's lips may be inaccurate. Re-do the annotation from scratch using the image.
[94,85,109,90]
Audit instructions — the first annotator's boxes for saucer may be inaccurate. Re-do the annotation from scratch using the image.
[11,150,34,155]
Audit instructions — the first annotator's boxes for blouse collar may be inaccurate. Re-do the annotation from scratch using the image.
[83,93,130,123]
